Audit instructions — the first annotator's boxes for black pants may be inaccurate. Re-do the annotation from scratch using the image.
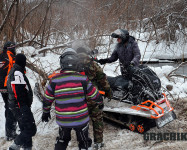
[55,123,92,150]
[1,93,17,138]
[14,105,37,148]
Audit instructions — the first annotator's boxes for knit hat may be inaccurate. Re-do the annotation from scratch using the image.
[15,53,26,68]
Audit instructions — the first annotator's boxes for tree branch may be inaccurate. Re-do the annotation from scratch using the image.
[0,0,17,33]
[13,0,44,36]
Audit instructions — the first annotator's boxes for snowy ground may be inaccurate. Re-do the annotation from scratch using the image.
[0,62,187,150]
[1,97,187,150]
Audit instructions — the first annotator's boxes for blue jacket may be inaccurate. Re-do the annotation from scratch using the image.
[108,36,141,67]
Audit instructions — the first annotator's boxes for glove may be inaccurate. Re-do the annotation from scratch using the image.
[105,88,113,99]
[98,59,108,65]
[130,61,135,66]
[98,103,104,110]
[42,112,51,122]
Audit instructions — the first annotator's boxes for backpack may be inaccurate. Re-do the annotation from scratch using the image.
[130,65,161,102]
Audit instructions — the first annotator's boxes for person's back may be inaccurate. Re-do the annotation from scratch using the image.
[74,45,111,149]
[7,53,36,150]
[0,41,16,89]
[45,70,102,127]
[42,48,102,150]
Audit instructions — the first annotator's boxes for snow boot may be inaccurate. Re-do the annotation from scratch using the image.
[8,142,21,150]
[93,143,104,150]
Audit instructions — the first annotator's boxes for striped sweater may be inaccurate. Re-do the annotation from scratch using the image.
[43,70,102,128]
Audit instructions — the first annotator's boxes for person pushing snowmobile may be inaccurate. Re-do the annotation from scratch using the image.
[72,43,112,150]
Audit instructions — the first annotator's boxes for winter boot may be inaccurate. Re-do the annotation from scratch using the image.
[93,143,104,150]
[8,142,21,150]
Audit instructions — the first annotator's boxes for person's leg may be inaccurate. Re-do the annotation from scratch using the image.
[12,106,36,149]
[88,101,104,144]
[75,123,92,150]
[54,127,72,150]
[1,93,17,140]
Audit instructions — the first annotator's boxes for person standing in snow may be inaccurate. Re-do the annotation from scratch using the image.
[41,48,103,150]
[0,41,17,141]
[7,53,36,150]
[98,29,141,78]
[75,46,112,150]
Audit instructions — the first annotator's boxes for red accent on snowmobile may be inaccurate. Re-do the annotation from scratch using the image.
[48,71,59,79]
[137,93,174,119]
[99,91,105,95]
[137,125,144,133]
[129,124,136,131]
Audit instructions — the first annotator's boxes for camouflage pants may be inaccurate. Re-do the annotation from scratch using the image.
[87,101,104,143]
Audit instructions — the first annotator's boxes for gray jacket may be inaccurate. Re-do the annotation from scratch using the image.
[108,36,141,67]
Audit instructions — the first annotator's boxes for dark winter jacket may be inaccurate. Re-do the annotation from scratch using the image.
[108,36,141,67]
[7,64,33,110]
[0,50,15,89]
[43,70,102,128]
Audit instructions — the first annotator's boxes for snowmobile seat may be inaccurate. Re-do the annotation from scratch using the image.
[107,75,129,90]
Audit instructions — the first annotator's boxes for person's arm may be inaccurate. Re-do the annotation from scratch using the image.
[98,49,118,65]
[85,77,103,105]
[91,62,112,98]
[108,49,119,63]
[131,41,141,66]
[43,79,55,113]
[42,79,55,122]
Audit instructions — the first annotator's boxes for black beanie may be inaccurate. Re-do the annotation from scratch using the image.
[15,53,26,68]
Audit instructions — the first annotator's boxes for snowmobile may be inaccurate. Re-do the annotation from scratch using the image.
[33,48,176,134]
[102,65,176,133]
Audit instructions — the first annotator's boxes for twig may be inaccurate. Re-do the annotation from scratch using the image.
[0,0,17,33]
[168,61,187,77]
[161,85,175,101]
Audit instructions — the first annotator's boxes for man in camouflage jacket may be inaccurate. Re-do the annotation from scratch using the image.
[76,47,112,149]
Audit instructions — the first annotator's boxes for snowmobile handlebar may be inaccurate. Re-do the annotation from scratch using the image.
[99,91,105,95]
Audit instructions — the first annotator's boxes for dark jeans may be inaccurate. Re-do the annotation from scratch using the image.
[14,105,37,148]
[1,93,17,138]
[55,123,92,150]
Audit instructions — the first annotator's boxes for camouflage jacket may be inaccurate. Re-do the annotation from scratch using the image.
[82,57,111,96]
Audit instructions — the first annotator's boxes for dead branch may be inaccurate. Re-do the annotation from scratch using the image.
[169,74,187,78]
[13,0,44,35]
[161,85,175,101]
[0,0,17,33]
[37,43,70,54]
[26,59,48,81]
[168,61,187,77]
[29,0,53,47]
[16,40,45,47]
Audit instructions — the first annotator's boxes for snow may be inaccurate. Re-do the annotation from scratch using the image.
[0,42,187,149]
